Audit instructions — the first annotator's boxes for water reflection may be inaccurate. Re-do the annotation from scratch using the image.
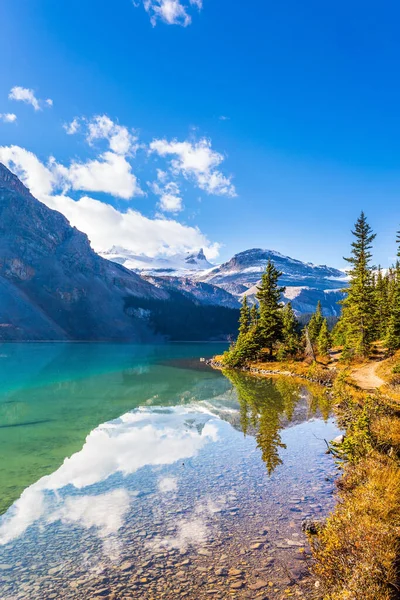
[224,370,331,474]
[0,369,339,600]
[0,343,229,514]
[0,407,219,545]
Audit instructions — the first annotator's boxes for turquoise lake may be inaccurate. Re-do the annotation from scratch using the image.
[0,343,339,599]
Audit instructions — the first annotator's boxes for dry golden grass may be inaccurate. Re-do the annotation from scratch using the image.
[311,453,400,600]
[372,415,400,455]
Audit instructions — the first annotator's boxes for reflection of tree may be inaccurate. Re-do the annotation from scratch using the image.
[222,371,331,476]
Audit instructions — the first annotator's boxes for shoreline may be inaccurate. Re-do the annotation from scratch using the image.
[209,351,400,599]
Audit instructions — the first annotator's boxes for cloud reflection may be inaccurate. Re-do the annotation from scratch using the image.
[0,407,219,545]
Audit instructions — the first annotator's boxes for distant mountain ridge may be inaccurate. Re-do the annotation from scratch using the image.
[198,248,345,292]
[100,246,213,275]
[197,248,347,316]
[104,246,347,316]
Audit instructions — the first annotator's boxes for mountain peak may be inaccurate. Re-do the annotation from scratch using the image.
[0,163,31,200]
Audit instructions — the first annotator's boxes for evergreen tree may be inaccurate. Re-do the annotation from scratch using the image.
[317,318,331,358]
[340,212,377,358]
[250,304,259,328]
[386,230,400,354]
[308,301,324,343]
[374,267,390,340]
[256,260,286,358]
[238,295,251,336]
[277,302,300,359]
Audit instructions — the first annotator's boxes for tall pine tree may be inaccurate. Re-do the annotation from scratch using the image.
[374,267,390,340]
[308,301,324,343]
[386,230,400,354]
[340,212,376,358]
[277,302,300,359]
[238,295,251,336]
[256,260,286,358]
[317,318,331,358]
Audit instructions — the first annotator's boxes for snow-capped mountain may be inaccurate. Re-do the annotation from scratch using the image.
[197,248,347,316]
[198,248,346,293]
[100,246,213,276]
[103,246,347,316]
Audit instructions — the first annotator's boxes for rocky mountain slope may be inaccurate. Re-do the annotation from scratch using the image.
[143,275,240,309]
[0,163,170,341]
[0,163,240,341]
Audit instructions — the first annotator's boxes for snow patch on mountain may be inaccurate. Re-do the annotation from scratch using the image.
[101,247,213,276]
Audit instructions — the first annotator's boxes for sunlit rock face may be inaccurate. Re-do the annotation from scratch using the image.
[0,163,168,341]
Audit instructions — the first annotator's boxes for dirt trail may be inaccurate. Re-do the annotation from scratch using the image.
[351,361,385,391]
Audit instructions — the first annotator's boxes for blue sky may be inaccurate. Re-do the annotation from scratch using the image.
[0,0,399,268]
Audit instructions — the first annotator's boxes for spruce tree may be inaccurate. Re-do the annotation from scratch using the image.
[238,295,251,336]
[250,304,259,328]
[317,318,331,358]
[340,212,377,358]
[374,267,390,340]
[278,302,299,359]
[308,301,324,343]
[386,231,400,354]
[256,260,286,358]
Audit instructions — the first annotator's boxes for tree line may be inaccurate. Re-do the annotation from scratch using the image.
[222,212,400,367]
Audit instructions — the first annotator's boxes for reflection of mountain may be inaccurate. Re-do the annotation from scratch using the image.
[222,371,331,475]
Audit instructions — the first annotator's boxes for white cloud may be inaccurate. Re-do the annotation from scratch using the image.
[63,118,81,135]
[150,137,236,197]
[0,145,141,201]
[54,151,143,199]
[86,115,138,156]
[144,0,190,26]
[152,179,183,213]
[0,145,56,197]
[8,86,52,111]
[0,145,220,258]
[47,194,220,258]
[140,0,201,26]
[0,113,17,123]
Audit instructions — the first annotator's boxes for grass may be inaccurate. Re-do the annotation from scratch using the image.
[309,374,400,599]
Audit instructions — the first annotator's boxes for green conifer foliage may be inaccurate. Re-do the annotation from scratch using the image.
[374,267,390,340]
[277,302,300,359]
[250,304,259,327]
[238,295,251,336]
[340,212,377,358]
[386,248,400,354]
[317,318,331,358]
[256,260,286,357]
[308,301,324,343]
